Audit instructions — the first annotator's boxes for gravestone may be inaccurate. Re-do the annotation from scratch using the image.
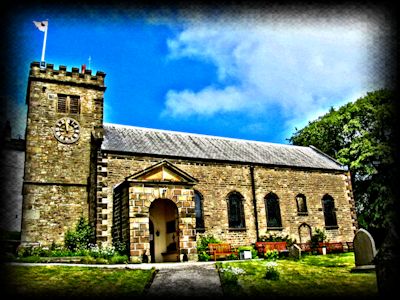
[289,244,302,259]
[351,228,377,272]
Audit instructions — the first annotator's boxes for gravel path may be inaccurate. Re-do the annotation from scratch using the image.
[145,263,223,298]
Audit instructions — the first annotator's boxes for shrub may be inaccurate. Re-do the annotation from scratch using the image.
[50,241,61,251]
[109,254,129,264]
[113,240,128,255]
[16,246,33,258]
[48,247,86,257]
[80,256,96,264]
[238,245,258,259]
[31,246,51,257]
[95,257,109,264]
[310,228,327,249]
[197,234,220,262]
[64,216,95,251]
[219,265,246,284]
[197,234,221,252]
[237,245,252,251]
[265,261,280,280]
[17,255,42,263]
[259,233,296,246]
[198,251,211,262]
[264,249,279,260]
[89,244,116,259]
[226,253,239,260]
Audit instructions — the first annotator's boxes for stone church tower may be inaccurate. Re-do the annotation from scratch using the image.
[21,62,106,245]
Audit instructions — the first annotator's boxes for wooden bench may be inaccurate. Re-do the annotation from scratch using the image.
[297,242,312,252]
[255,241,288,256]
[318,242,344,254]
[296,242,344,254]
[346,242,354,252]
[208,243,238,261]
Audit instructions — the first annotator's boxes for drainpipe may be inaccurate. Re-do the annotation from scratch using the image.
[250,165,259,241]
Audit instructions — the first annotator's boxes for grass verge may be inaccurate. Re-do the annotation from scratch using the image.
[1,265,155,298]
[217,252,378,297]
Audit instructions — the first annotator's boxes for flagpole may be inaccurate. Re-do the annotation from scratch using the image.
[40,20,48,68]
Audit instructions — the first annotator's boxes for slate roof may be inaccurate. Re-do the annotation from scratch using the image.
[102,123,345,171]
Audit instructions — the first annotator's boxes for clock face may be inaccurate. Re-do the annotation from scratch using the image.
[54,117,80,144]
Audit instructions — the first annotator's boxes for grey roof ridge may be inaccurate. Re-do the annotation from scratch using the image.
[103,122,311,150]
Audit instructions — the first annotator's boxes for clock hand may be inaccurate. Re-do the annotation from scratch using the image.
[65,118,70,133]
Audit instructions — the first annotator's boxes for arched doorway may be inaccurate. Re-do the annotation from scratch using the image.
[149,198,179,262]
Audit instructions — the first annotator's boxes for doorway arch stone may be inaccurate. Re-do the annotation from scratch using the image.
[298,223,312,243]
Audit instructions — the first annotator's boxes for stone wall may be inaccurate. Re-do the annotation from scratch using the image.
[253,167,356,242]
[21,184,88,244]
[102,154,357,254]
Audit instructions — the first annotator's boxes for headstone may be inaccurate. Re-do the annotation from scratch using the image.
[289,244,302,259]
[351,228,377,272]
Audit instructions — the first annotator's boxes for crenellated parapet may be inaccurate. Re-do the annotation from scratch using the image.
[29,61,106,91]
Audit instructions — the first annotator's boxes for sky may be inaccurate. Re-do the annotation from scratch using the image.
[3,4,393,144]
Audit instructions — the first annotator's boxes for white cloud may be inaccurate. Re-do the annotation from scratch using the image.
[162,16,386,131]
[164,86,247,117]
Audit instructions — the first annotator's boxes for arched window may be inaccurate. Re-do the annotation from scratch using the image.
[265,192,282,228]
[322,194,338,228]
[227,192,246,229]
[194,191,205,232]
[296,194,308,215]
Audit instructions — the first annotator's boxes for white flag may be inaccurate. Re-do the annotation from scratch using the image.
[33,20,48,32]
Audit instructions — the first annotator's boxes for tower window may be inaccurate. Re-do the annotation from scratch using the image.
[57,95,67,113]
[70,96,80,114]
[57,94,80,114]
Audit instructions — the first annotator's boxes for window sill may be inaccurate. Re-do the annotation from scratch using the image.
[297,212,308,216]
[228,228,247,232]
[267,227,284,231]
[196,228,205,233]
[324,225,339,230]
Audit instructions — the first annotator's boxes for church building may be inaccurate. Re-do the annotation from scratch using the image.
[21,62,357,262]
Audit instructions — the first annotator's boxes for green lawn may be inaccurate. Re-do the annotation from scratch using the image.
[2,265,155,298]
[218,252,378,297]
[1,253,378,298]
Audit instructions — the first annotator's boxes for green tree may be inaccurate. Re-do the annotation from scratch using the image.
[289,89,396,246]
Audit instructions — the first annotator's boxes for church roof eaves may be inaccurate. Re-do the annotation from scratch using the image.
[101,123,346,171]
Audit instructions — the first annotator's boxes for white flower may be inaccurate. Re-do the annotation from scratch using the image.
[221,266,246,275]
[266,261,278,269]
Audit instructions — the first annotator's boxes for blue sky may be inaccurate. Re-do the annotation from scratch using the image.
[4,5,389,144]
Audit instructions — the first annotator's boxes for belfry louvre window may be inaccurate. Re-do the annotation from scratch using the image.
[194,191,205,232]
[322,194,338,228]
[227,192,246,229]
[57,94,80,114]
[265,192,283,229]
[57,95,67,113]
[70,96,80,114]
